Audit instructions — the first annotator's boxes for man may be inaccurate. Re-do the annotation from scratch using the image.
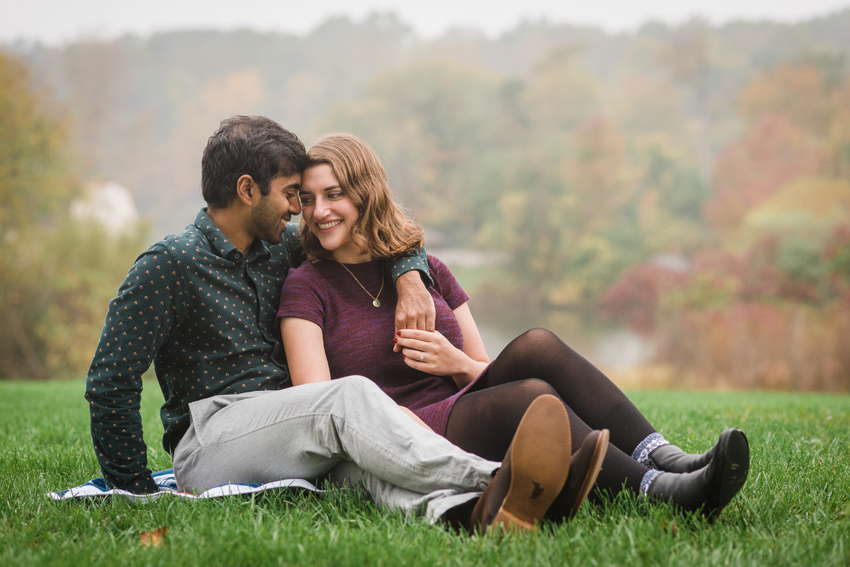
[85,115,571,530]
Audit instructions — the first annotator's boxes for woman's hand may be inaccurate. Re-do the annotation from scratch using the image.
[395,329,488,388]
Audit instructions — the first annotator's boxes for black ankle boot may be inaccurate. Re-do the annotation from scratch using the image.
[646,428,749,521]
[649,428,745,474]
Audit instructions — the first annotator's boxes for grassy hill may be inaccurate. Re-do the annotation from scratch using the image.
[1,380,847,566]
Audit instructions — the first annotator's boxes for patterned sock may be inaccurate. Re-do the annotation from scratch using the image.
[639,469,663,495]
[631,432,669,468]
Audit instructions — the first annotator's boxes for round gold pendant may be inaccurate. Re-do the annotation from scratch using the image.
[373,299,381,307]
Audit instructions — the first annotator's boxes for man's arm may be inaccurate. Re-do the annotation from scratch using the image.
[85,245,184,493]
[389,248,435,333]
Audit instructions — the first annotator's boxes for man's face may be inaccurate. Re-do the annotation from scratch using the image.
[249,173,302,244]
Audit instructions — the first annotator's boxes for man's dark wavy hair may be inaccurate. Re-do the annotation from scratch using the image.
[201,116,307,208]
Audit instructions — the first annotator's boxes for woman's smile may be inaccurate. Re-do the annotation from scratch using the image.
[317,219,343,231]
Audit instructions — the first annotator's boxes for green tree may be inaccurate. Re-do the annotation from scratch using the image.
[0,51,147,379]
[326,63,502,242]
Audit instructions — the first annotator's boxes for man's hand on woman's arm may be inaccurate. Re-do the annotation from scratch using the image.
[394,270,436,336]
[388,248,435,341]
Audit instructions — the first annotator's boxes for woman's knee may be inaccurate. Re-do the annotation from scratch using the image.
[517,327,559,347]
[513,378,558,400]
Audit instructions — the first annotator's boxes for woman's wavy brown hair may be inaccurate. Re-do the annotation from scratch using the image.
[300,133,425,262]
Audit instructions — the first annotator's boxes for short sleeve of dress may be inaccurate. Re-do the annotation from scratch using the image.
[427,255,470,310]
[278,263,326,329]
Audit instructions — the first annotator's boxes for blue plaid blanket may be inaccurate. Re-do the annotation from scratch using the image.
[49,469,320,502]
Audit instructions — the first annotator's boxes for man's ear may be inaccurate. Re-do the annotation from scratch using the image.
[236,175,257,207]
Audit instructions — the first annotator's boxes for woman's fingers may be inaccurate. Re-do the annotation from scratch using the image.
[396,337,431,352]
[396,329,442,341]
[401,347,432,360]
[397,330,454,372]
[395,329,446,349]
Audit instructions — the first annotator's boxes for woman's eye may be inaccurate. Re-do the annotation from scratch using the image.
[300,196,314,205]
[329,192,343,199]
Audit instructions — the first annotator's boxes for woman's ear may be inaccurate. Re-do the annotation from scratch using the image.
[235,175,257,207]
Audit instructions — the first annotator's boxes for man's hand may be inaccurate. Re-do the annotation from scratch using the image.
[394,271,435,350]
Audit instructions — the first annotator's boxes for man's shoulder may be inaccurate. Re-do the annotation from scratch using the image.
[137,224,215,263]
[126,225,208,278]
[156,224,208,252]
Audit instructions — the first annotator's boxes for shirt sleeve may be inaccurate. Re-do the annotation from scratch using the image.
[388,247,434,287]
[428,255,470,310]
[85,244,186,494]
[278,264,326,329]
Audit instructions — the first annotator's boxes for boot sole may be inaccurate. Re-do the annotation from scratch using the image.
[493,394,571,531]
[568,429,609,518]
[708,428,750,521]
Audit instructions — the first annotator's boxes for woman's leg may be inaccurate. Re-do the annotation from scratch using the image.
[477,328,655,453]
[444,379,647,497]
[444,379,750,520]
[477,328,718,472]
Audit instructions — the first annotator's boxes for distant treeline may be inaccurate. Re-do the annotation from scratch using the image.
[9,10,850,234]
[2,11,850,388]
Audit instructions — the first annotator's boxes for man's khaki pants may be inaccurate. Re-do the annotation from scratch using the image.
[173,376,497,522]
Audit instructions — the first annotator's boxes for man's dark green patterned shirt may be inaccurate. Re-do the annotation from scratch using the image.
[86,209,430,494]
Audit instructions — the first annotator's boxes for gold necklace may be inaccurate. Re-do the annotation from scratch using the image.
[335,260,384,307]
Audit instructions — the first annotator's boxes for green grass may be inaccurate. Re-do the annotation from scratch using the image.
[1,381,848,567]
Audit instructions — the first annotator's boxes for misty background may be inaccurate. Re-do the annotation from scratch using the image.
[2,4,850,390]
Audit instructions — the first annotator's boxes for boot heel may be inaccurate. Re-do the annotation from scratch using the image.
[501,394,571,526]
[490,507,537,532]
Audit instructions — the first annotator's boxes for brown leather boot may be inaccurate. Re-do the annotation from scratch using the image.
[546,429,609,520]
[468,394,571,533]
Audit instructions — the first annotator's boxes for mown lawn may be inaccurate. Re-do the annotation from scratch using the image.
[0,380,848,566]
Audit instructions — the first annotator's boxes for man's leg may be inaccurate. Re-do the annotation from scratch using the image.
[327,460,483,523]
[173,377,497,507]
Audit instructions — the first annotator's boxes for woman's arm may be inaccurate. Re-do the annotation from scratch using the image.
[397,301,490,389]
[281,316,435,432]
[280,317,332,385]
[452,303,490,365]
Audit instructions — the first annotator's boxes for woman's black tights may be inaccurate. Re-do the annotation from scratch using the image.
[443,328,655,496]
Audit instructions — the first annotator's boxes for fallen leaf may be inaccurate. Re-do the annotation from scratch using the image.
[660,520,678,537]
[140,526,168,548]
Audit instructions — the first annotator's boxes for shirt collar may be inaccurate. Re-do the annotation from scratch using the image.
[194,209,271,263]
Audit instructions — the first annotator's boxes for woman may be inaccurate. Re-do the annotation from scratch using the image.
[278,133,749,521]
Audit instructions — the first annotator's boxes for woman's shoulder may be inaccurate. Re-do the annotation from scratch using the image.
[426,254,452,276]
[287,260,321,282]
[283,261,335,297]
[425,254,466,301]
[426,254,460,284]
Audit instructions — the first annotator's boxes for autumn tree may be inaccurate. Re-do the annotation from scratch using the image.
[0,51,146,379]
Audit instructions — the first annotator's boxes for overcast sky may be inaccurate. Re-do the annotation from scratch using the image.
[3,0,850,45]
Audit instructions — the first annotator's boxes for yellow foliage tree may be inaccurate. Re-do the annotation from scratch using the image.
[0,51,147,379]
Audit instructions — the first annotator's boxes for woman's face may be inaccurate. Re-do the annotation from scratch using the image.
[300,164,365,263]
